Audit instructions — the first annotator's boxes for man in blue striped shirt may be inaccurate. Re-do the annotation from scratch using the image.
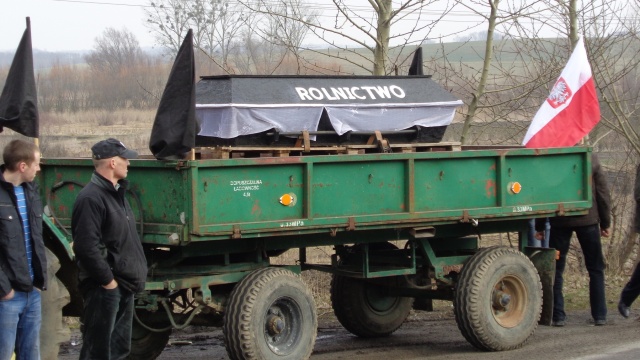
[0,139,47,360]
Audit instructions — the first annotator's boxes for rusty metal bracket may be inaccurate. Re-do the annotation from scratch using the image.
[175,161,187,170]
[346,217,356,231]
[556,203,566,216]
[460,210,470,223]
[232,225,242,239]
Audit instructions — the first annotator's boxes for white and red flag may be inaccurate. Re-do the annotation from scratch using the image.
[522,37,600,148]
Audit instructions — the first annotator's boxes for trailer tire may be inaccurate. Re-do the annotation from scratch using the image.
[127,320,171,360]
[223,267,317,360]
[331,274,412,338]
[40,248,71,360]
[331,242,412,338]
[454,246,542,351]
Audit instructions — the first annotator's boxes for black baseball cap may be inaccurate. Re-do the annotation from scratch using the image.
[91,138,138,160]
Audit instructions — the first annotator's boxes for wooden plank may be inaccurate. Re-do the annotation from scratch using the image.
[195,142,461,159]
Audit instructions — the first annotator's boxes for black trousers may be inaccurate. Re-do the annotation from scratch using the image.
[79,285,134,360]
[550,224,607,322]
[620,260,640,307]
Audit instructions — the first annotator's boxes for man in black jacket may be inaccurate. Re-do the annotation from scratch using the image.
[0,139,47,360]
[617,163,640,318]
[536,153,611,327]
[72,138,147,360]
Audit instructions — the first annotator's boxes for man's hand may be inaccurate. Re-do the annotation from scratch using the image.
[601,227,611,237]
[1,289,15,300]
[102,279,118,290]
[535,231,545,240]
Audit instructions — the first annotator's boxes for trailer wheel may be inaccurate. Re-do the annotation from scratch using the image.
[330,274,412,338]
[40,248,71,360]
[330,242,412,338]
[223,267,317,360]
[127,320,171,360]
[454,246,542,351]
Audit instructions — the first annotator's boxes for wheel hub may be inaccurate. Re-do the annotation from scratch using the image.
[490,276,527,328]
[493,290,511,310]
[267,315,285,336]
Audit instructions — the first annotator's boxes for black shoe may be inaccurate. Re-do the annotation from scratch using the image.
[618,302,630,318]
[594,319,607,326]
[551,320,565,327]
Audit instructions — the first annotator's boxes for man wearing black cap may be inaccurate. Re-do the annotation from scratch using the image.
[71,138,147,360]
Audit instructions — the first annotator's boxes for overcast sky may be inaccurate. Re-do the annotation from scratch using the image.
[2,0,626,53]
[2,0,494,53]
[2,0,153,52]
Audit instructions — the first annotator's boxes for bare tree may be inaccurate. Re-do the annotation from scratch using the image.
[239,0,458,75]
[196,1,245,71]
[472,0,640,272]
[580,1,640,272]
[145,0,192,55]
[586,2,640,156]
[247,0,319,74]
[84,28,143,74]
[421,1,559,145]
[39,62,88,113]
[82,28,169,110]
[145,0,318,74]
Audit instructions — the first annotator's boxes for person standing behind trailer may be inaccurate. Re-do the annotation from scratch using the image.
[72,139,147,360]
[0,139,47,360]
[617,163,640,318]
[529,218,550,247]
[536,153,611,326]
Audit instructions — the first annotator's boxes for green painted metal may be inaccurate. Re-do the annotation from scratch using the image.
[39,146,592,289]
[40,147,591,242]
[418,237,477,283]
[42,215,74,261]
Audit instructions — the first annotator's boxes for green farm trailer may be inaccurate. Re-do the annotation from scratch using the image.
[39,144,593,359]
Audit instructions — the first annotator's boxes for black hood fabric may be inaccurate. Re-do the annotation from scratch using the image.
[149,29,197,160]
[0,18,39,138]
[408,47,424,76]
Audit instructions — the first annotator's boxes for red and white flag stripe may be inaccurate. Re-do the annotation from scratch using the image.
[522,37,600,148]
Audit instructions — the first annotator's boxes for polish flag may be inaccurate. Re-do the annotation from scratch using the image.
[522,37,600,148]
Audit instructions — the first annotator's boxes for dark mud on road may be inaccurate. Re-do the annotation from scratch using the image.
[58,307,640,360]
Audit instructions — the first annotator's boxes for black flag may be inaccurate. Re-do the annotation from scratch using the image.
[149,29,197,160]
[0,18,39,137]
[408,47,424,76]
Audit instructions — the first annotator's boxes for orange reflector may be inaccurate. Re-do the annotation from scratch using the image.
[279,193,297,206]
[510,181,522,194]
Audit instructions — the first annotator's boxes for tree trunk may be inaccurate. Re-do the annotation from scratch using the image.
[373,0,392,75]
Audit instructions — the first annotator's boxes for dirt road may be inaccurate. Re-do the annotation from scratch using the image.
[58,308,640,360]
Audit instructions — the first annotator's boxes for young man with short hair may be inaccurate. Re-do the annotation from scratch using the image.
[0,139,47,360]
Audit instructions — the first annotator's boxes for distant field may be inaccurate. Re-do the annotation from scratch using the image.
[298,38,566,75]
[0,109,155,158]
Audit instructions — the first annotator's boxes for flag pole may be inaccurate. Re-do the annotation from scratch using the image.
[26,17,39,149]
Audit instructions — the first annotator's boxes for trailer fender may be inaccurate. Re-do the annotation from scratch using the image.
[42,213,83,317]
[525,247,556,326]
[42,214,74,262]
